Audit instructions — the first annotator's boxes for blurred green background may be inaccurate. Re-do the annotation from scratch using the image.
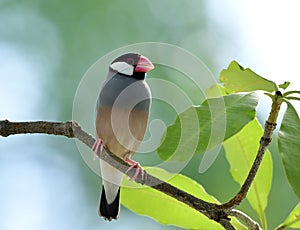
[0,1,299,229]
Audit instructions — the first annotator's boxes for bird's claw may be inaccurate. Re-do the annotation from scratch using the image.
[92,139,104,160]
[124,158,144,181]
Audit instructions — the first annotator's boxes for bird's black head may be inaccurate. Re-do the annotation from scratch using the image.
[109,53,154,80]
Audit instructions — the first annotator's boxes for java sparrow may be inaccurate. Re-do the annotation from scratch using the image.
[93,53,154,221]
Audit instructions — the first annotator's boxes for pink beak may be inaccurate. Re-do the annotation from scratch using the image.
[135,55,155,73]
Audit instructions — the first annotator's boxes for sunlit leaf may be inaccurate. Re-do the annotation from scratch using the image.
[279,81,290,90]
[278,102,300,199]
[158,93,258,161]
[121,167,246,229]
[205,84,227,98]
[232,219,248,230]
[277,202,300,229]
[121,167,222,229]
[223,119,273,227]
[220,60,276,93]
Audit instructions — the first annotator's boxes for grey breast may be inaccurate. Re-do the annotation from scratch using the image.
[97,74,151,112]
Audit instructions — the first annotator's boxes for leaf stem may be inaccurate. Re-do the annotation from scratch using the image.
[285,96,300,101]
[283,90,300,97]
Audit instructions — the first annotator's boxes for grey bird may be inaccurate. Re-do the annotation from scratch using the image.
[93,53,154,221]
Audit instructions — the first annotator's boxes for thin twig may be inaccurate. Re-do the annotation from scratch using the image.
[0,119,235,229]
[220,121,276,209]
[228,210,262,230]
[221,91,283,209]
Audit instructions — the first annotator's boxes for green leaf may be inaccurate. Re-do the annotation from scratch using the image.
[158,93,259,161]
[121,167,246,229]
[121,167,222,229]
[278,102,300,199]
[279,81,290,90]
[223,119,273,228]
[220,60,277,93]
[205,84,227,98]
[277,202,300,229]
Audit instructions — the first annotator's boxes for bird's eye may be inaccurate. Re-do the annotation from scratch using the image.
[126,58,134,65]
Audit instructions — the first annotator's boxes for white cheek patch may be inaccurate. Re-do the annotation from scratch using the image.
[110,61,134,76]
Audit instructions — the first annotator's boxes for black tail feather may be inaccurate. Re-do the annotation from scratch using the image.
[98,185,120,221]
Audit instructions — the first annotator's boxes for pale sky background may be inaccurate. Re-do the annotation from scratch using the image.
[210,0,300,88]
[231,0,300,90]
[1,1,300,230]
[208,0,300,122]
[236,0,300,87]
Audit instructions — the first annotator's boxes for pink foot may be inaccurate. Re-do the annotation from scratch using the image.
[92,139,105,160]
[124,157,144,180]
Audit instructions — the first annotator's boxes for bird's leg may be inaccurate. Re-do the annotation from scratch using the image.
[124,155,144,181]
[92,138,105,160]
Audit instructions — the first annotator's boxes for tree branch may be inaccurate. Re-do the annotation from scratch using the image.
[0,119,235,229]
[1,93,283,230]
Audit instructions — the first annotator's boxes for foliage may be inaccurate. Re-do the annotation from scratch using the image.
[158,93,259,161]
[220,60,277,93]
[121,167,223,229]
[278,102,300,199]
[121,167,246,230]
[122,60,300,229]
[277,202,300,229]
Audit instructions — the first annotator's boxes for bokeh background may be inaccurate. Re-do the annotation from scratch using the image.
[1,0,299,229]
